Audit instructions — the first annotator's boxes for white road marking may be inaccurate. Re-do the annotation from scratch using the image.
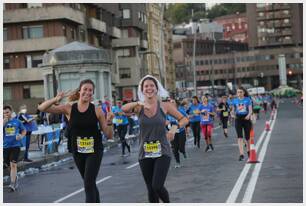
[126,162,139,169]
[242,111,277,203]
[226,125,268,203]
[53,176,112,203]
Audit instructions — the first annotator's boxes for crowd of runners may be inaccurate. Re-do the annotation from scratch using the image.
[4,75,279,203]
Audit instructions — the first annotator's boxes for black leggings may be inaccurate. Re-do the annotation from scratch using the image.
[117,124,130,155]
[73,148,103,203]
[139,155,171,203]
[171,131,186,163]
[235,117,252,141]
[221,117,229,129]
[190,121,201,147]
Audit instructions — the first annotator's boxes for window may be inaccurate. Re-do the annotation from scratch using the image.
[118,48,131,57]
[144,14,147,24]
[71,28,75,40]
[32,55,43,67]
[4,86,12,101]
[27,3,42,8]
[23,85,31,99]
[4,28,7,41]
[4,57,10,69]
[29,85,44,98]
[258,12,264,17]
[23,25,43,39]
[123,9,130,19]
[138,12,141,20]
[119,68,131,79]
[80,29,86,42]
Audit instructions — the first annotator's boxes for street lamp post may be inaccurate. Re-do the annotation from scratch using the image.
[50,56,57,97]
[139,50,164,87]
[192,10,197,97]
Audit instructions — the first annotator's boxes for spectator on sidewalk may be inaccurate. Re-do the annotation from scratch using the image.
[17,104,37,162]
[3,105,27,192]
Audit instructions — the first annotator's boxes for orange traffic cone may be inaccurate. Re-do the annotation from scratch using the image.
[248,127,259,164]
[265,121,270,131]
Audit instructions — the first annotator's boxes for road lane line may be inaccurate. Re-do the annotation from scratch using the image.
[126,162,139,169]
[226,125,267,203]
[242,111,277,203]
[53,176,112,203]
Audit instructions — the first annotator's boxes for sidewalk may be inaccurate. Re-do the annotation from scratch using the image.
[3,134,138,177]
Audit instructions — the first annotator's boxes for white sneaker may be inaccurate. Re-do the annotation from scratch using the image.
[174,164,181,168]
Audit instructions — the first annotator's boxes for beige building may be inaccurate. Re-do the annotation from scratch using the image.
[146,3,175,96]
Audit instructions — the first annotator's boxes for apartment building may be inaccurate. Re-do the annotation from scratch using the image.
[3,3,121,112]
[247,3,303,49]
[147,3,175,96]
[214,13,248,43]
[111,3,148,101]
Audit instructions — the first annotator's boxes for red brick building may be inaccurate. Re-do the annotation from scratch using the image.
[214,13,248,43]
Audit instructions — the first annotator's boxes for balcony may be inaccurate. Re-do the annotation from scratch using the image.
[282,30,292,36]
[88,17,106,33]
[4,68,43,83]
[4,36,68,53]
[4,5,85,25]
[112,37,140,48]
[112,27,121,39]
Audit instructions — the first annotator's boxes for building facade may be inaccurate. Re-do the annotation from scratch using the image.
[213,13,248,43]
[111,3,148,101]
[3,3,121,112]
[247,3,303,49]
[147,3,175,95]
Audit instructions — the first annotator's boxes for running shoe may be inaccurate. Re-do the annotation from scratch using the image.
[174,164,181,168]
[205,146,210,152]
[239,155,244,161]
[224,132,228,138]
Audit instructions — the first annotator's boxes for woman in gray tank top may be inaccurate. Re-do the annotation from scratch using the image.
[122,75,189,203]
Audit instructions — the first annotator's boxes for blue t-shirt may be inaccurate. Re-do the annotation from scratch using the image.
[232,97,252,116]
[199,103,214,125]
[17,113,37,132]
[166,106,187,133]
[187,104,202,122]
[3,118,26,148]
[112,106,128,126]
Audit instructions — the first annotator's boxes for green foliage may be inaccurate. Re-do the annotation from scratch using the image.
[165,3,246,25]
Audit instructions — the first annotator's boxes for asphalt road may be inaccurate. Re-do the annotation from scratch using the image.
[3,99,303,203]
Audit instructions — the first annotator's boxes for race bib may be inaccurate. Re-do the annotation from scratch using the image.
[143,140,162,158]
[223,111,229,117]
[193,110,200,115]
[201,110,209,121]
[117,119,123,124]
[77,137,94,153]
[5,126,16,136]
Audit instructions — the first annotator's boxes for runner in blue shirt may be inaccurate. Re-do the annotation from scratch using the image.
[231,87,253,161]
[187,96,202,148]
[166,99,189,168]
[3,105,26,192]
[112,103,131,156]
[199,95,216,152]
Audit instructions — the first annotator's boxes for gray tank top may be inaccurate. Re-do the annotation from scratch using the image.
[138,101,172,160]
